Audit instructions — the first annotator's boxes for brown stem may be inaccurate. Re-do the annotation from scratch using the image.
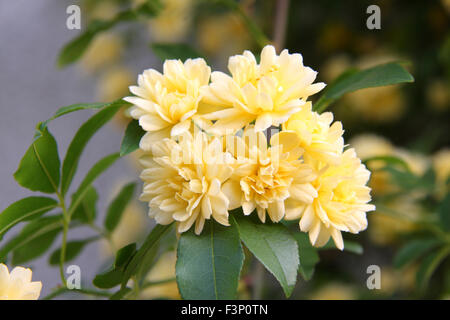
[273,0,290,51]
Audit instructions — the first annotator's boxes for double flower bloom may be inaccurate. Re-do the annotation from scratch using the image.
[124,45,375,250]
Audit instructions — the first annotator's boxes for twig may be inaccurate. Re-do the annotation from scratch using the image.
[273,0,290,51]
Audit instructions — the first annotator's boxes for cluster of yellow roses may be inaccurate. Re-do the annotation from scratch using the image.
[125,45,375,250]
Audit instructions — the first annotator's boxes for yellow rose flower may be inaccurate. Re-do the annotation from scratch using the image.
[139,131,233,234]
[286,149,375,250]
[283,102,344,165]
[124,58,211,151]
[0,264,42,300]
[198,45,326,134]
[223,126,317,223]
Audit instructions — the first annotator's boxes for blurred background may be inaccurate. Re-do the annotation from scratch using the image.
[0,0,449,299]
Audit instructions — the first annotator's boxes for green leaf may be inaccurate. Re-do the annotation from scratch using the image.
[313,62,414,113]
[61,101,126,195]
[0,216,63,262]
[71,186,98,223]
[231,214,299,297]
[394,239,442,269]
[14,127,60,193]
[0,197,58,239]
[49,238,96,265]
[115,243,137,269]
[93,243,137,289]
[422,170,437,193]
[176,220,244,300]
[104,183,136,232]
[122,224,172,288]
[321,239,364,255]
[12,217,63,264]
[137,0,163,17]
[120,120,145,156]
[151,43,205,62]
[293,233,320,281]
[383,166,421,190]
[39,102,114,131]
[416,246,450,290]
[69,153,120,216]
[438,193,450,232]
[93,269,125,289]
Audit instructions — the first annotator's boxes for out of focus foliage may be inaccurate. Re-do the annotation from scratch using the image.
[0,0,448,300]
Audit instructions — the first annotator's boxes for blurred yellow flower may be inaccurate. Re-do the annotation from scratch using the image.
[350,134,394,161]
[443,0,450,13]
[321,54,351,83]
[310,282,356,300]
[286,149,375,250]
[351,134,429,196]
[433,148,450,197]
[345,85,406,122]
[350,134,395,195]
[283,102,344,165]
[393,148,429,177]
[80,32,123,73]
[140,251,180,300]
[124,58,211,151]
[97,66,134,102]
[318,22,353,53]
[0,264,42,300]
[197,13,249,58]
[427,79,450,111]
[101,202,149,258]
[378,266,417,294]
[199,45,326,134]
[147,0,193,43]
[85,0,120,21]
[139,132,233,234]
[223,126,317,223]
[332,53,408,123]
[368,196,421,246]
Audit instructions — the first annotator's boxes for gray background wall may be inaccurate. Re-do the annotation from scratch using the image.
[0,1,157,298]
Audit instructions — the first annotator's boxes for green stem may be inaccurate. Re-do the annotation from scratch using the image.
[132,276,140,299]
[141,277,176,289]
[56,193,69,287]
[42,287,111,300]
